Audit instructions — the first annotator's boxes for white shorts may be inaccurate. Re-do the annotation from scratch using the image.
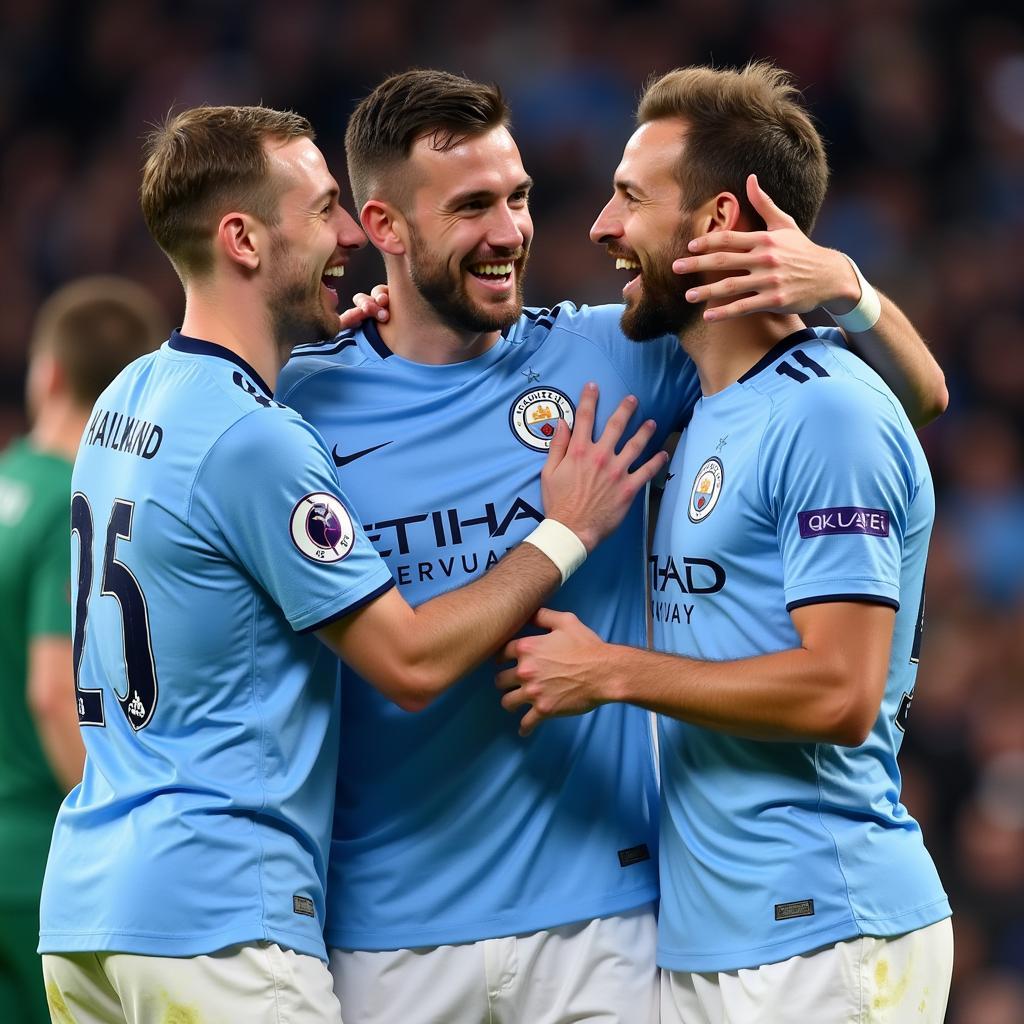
[41,941,343,1024]
[329,904,658,1024]
[661,917,953,1024]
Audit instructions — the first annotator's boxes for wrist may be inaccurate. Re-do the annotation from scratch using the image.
[598,644,632,704]
[523,518,588,585]
[823,255,881,333]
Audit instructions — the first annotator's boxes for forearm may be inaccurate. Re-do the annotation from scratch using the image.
[33,711,86,792]
[595,643,870,745]
[27,639,85,791]
[839,291,947,427]
[404,543,561,696]
[328,541,563,711]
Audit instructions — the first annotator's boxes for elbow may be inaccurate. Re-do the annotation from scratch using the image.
[820,686,879,747]
[915,375,949,428]
[380,662,447,713]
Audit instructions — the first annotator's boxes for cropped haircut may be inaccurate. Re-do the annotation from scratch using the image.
[30,276,167,406]
[637,63,828,234]
[345,69,509,210]
[140,105,314,279]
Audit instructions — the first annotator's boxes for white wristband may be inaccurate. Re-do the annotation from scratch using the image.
[826,256,881,333]
[523,518,588,586]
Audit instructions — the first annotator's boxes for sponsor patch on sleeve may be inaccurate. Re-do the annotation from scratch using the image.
[289,492,355,563]
[797,506,889,539]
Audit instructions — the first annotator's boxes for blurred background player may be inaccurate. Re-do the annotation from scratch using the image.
[0,276,164,1024]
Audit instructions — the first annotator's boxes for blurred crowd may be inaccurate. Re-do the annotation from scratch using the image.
[2,0,1022,1019]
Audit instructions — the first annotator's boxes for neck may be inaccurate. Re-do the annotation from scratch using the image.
[681,311,807,396]
[180,281,283,389]
[376,273,502,365]
[29,398,91,460]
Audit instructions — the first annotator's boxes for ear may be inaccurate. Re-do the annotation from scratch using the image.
[692,192,744,235]
[360,200,407,256]
[217,212,262,271]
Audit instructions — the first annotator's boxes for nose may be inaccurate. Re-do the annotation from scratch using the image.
[487,202,528,252]
[337,206,367,251]
[589,196,622,245]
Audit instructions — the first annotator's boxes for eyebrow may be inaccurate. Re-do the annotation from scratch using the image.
[312,186,340,209]
[614,178,646,198]
[446,177,534,209]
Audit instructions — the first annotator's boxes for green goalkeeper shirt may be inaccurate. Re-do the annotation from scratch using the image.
[0,438,72,905]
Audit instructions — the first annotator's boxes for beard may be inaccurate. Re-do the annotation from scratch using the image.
[267,234,339,356]
[620,223,704,343]
[407,222,528,334]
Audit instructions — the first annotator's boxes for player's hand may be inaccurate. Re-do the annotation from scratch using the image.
[673,174,859,322]
[497,609,608,737]
[337,284,390,330]
[541,383,666,553]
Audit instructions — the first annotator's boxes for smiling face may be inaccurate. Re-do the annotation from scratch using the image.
[401,125,533,334]
[262,136,366,349]
[591,118,704,341]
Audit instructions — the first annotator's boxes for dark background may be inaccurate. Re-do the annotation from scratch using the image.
[2,2,1022,1019]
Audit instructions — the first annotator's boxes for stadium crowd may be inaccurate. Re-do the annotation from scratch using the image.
[1,1,1022,1020]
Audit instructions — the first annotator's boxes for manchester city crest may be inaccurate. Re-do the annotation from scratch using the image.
[688,457,724,523]
[289,492,355,563]
[509,386,575,452]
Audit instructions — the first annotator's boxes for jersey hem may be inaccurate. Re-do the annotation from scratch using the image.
[38,923,328,962]
[325,883,659,952]
[656,898,952,973]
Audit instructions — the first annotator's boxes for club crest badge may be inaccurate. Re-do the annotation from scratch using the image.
[509,387,575,452]
[688,457,724,523]
[290,493,355,563]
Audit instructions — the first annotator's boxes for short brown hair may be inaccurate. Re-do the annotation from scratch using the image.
[637,63,828,233]
[140,105,314,279]
[31,276,168,406]
[345,69,509,210]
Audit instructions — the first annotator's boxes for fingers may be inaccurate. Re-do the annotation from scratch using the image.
[568,382,598,448]
[685,230,761,256]
[592,393,638,453]
[673,250,762,277]
[683,273,781,308]
[702,294,777,322]
[499,682,529,710]
[746,173,796,229]
[518,707,542,737]
[533,607,571,631]
[616,417,657,468]
[628,448,670,489]
[337,308,366,331]
[496,667,516,694]
[543,417,570,473]
[338,290,388,331]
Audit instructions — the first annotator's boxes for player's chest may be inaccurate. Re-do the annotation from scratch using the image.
[322,355,639,516]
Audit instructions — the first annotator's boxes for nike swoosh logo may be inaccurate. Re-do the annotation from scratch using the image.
[332,440,394,467]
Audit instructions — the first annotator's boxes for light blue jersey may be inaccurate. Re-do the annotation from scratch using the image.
[279,303,699,950]
[651,327,950,973]
[39,333,394,961]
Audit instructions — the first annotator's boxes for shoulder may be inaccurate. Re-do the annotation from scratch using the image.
[209,402,328,468]
[279,331,366,402]
[518,300,688,372]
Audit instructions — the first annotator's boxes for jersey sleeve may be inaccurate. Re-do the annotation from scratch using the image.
[189,408,394,633]
[760,379,917,612]
[28,504,72,637]
[549,303,700,438]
